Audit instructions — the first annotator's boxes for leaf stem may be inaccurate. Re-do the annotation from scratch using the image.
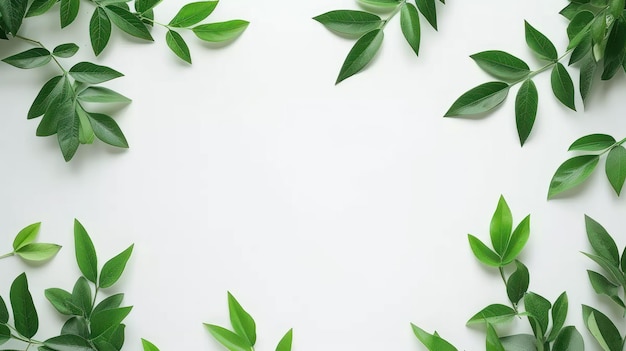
[381,0,407,29]
[14,35,68,74]
[138,15,172,31]
[509,49,573,88]
[0,252,14,260]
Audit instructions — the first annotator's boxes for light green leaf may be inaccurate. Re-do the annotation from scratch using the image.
[15,243,61,261]
[552,326,584,351]
[471,50,530,81]
[313,10,383,36]
[13,222,41,250]
[74,219,98,284]
[502,215,530,264]
[44,334,92,351]
[53,43,79,58]
[415,0,437,30]
[166,30,191,64]
[77,87,131,103]
[99,244,133,288]
[135,0,161,13]
[506,261,529,305]
[275,329,292,351]
[468,234,501,266]
[26,0,57,17]
[169,1,218,28]
[105,5,153,41]
[400,3,420,56]
[90,306,132,337]
[548,155,599,199]
[547,292,568,342]
[444,82,509,116]
[486,324,505,351]
[2,48,51,69]
[605,146,626,195]
[569,134,616,151]
[357,0,402,9]
[28,75,65,119]
[69,62,123,84]
[192,20,250,42]
[582,305,622,351]
[228,292,256,346]
[467,304,517,325]
[525,21,558,61]
[490,195,512,256]
[10,273,38,338]
[141,339,160,351]
[335,28,384,84]
[551,63,576,111]
[411,324,458,351]
[205,324,253,351]
[87,112,129,148]
[90,7,112,56]
[585,215,619,266]
[515,79,538,146]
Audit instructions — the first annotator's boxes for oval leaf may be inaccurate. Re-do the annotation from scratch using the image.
[468,234,501,266]
[467,304,517,325]
[415,0,437,30]
[13,222,41,250]
[78,87,131,103]
[471,50,530,81]
[87,112,129,148]
[400,3,420,56]
[28,75,65,119]
[605,145,626,195]
[551,63,576,111]
[192,20,249,42]
[169,1,218,28]
[490,195,512,256]
[548,155,599,199]
[2,48,51,69]
[444,82,509,116]
[411,324,458,351]
[60,0,79,28]
[335,28,384,84]
[53,43,79,58]
[15,243,61,261]
[357,0,402,9]
[69,62,123,84]
[74,219,98,283]
[90,8,112,56]
[99,244,133,288]
[506,261,529,305]
[313,10,383,36]
[205,324,253,351]
[10,273,38,338]
[552,326,584,351]
[525,21,558,61]
[515,79,538,146]
[569,134,616,151]
[45,334,92,351]
[166,30,191,64]
[228,292,256,346]
[584,215,619,266]
[502,215,530,264]
[105,5,153,41]
[90,306,132,337]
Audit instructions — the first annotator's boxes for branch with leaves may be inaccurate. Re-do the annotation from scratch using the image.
[0,222,61,261]
[314,0,444,84]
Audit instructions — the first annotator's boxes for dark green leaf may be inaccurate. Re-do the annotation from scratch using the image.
[0,296,8,323]
[552,327,584,351]
[566,11,593,49]
[609,0,625,18]
[169,1,218,27]
[44,334,92,351]
[588,270,620,297]
[486,324,505,351]
[10,273,38,338]
[602,19,626,80]
[335,29,384,84]
[2,48,51,69]
[415,0,437,30]
[579,54,596,103]
[400,3,420,56]
[45,288,80,315]
[69,62,123,84]
[569,134,616,151]
[0,0,28,35]
[77,87,131,103]
[515,79,538,146]
[99,244,133,288]
[582,305,622,351]
[444,82,509,116]
[192,20,250,42]
[135,0,161,13]
[228,292,256,346]
[205,324,253,351]
[548,155,599,199]
[96,323,124,350]
[467,304,517,325]
[90,7,112,56]
[560,3,584,20]
[569,33,592,65]
[468,234,501,266]
[583,252,626,286]
[60,0,79,27]
[90,306,132,337]
[411,324,458,351]
[621,247,626,274]
[28,75,65,119]
[357,0,402,9]
[61,317,89,339]
[57,99,79,161]
[585,215,620,266]
[141,339,160,351]
[87,112,129,148]
[548,292,568,342]
[470,51,530,81]
[12,222,41,250]
[499,334,537,351]
[166,30,191,64]
[105,5,153,41]
[275,329,292,351]
[53,43,79,58]
[15,243,61,261]
[35,90,71,136]
[71,277,92,317]
[524,292,551,335]
[506,260,529,305]
[26,0,57,17]
[313,10,383,36]
[93,294,124,315]
[74,219,98,283]
[525,21,558,61]
[490,195,512,256]
[606,145,626,195]
[551,63,576,110]
[0,324,9,345]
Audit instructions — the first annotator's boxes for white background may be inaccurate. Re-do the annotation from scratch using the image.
[1,0,626,350]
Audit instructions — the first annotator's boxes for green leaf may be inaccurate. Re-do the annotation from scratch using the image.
[415,0,437,30]
[105,5,153,41]
[551,63,576,111]
[15,243,61,261]
[275,329,292,351]
[602,19,626,80]
[135,0,161,13]
[588,270,620,297]
[569,134,616,151]
[500,334,536,351]
[579,54,596,103]
[28,75,65,119]
[0,0,28,35]
[515,79,538,146]
[205,324,253,351]
[468,234,501,266]
[0,296,8,323]
[566,11,593,49]
[525,21,558,61]
[166,30,192,64]
[410,324,458,351]
[26,0,57,17]
[585,215,619,266]
[60,317,89,339]
[335,28,384,84]
[93,293,124,315]
[524,292,551,335]
[486,324,505,351]
[0,324,10,345]
[53,43,79,58]
[57,99,80,161]
[77,87,131,103]
[502,215,530,264]
[548,292,568,342]
[141,339,160,351]
[60,0,79,28]
[621,246,626,274]
[552,326,584,351]
[228,292,256,345]
[45,288,81,315]
[69,62,123,84]
[569,33,591,65]
[12,222,41,250]
[76,104,92,145]
[90,8,112,56]
[582,305,622,351]
[99,244,133,288]
[357,0,402,9]
[10,273,38,338]
[506,260,529,305]
[87,112,129,148]
[313,10,383,36]
[548,155,599,199]
[72,277,92,317]
[36,92,72,136]
[583,252,626,286]
[470,51,530,81]
[605,145,626,195]
[169,1,218,27]
[45,334,92,351]
[192,20,250,42]
[400,3,420,56]
[444,82,509,116]
[490,195,512,256]
[90,306,132,337]
[2,48,51,69]
[74,219,98,284]
[467,304,517,325]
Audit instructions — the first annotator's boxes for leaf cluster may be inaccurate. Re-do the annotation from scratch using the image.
[205,292,293,351]
[314,0,443,84]
[0,222,61,262]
